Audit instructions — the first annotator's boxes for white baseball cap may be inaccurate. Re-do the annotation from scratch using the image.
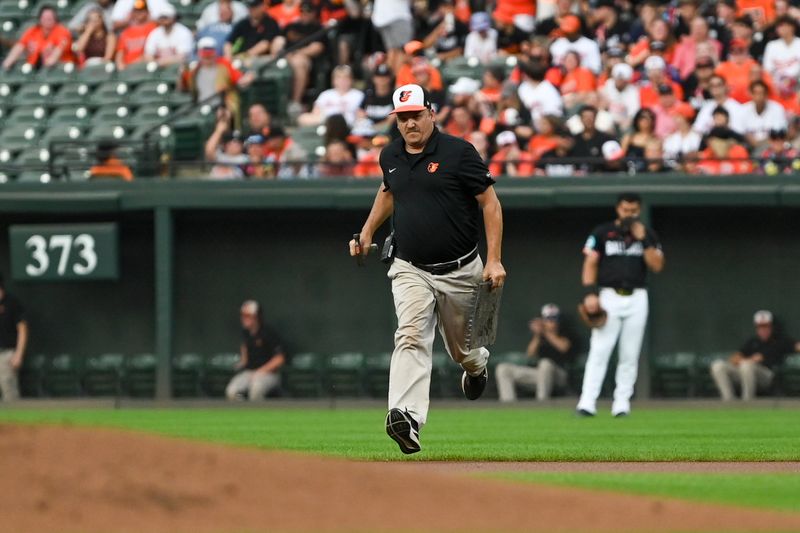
[753,310,773,324]
[496,130,517,146]
[602,140,625,161]
[156,2,176,18]
[197,36,217,50]
[390,84,431,114]
[611,63,633,80]
[644,55,666,71]
[541,303,560,319]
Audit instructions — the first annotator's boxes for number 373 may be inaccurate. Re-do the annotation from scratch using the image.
[25,234,98,276]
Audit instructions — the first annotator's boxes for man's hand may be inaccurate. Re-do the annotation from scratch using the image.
[349,233,373,258]
[751,353,765,364]
[631,221,647,241]
[483,260,506,289]
[583,293,600,314]
[529,318,543,335]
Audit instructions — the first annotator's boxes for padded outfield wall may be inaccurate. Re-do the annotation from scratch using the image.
[1,176,799,397]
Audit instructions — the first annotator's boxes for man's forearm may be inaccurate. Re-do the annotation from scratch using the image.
[15,323,28,359]
[644,248,664,272]
[258,354,285,373]
[360,186,394,239]
[582,257,598,287]
[482,198,503,263]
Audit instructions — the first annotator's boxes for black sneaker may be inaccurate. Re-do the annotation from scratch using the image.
[614,411,629,418]
[576,409,595,417]
[461,368,488,400]
[385,408,421,454]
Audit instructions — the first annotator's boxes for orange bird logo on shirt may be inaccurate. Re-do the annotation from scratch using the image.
[427,162,439,173]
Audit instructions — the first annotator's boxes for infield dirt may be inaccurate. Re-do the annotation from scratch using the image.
[1,423,799,533]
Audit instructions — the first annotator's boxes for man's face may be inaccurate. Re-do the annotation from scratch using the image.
[240,310,257,329]
[712,112,729,127]
[248,105,270,130]
[616,200,641,221]
[132,8,148,23]
[158,15,173,28]
[332,71,352,92]
[225,139,243,155]
[756,323,772,341]
[751,84,767,105]
[659,92,676,108]
[709,77,727,99]
[40,9,57,30]
[219,2,233,23]
[250,4,264,20]
[580,110,596,131]
[396,108,435,148]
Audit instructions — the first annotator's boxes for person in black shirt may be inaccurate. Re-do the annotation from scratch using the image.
[225,300,286,400]
[225,0,280,61]
[496,304,574,401]
[358,63,395,130]
[349,84,505,454]
[711,310,800,401]
[577,192,665,417]
[570,105,616,173]
[0,275,28,401]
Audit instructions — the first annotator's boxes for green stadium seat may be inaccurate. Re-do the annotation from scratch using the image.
[87,123,130,141]
[0,62,38,87]
[91,104,134,125]
[41,123,85,145]
[12,82,55,106]
[0,1,32,20]
[283,352,324,398]
[129,81,173,106]
[36,62,78,84]
[48,105,93,125]
[131,104,173,126]
[170,108,215,160]
[0,125,42,152]
[19,353,47,397]
[79,62,117,84]
[430,351,459,398]
[651,351,696,397]
[93,81,134,106]
[52,82,95,106]
[83,353,124,396]
[440,56,485,86]
[13,146,51,166]
[363,352,392,398]
[172,352,204,397]
[42,353,83,397]
[325,351,365,397]
[6,104,48,126]
[123,353,156,398]
[0,18,23,44]
[117,60,162,85]
[248,63,292,120]
[694,351,733,397]
[202,352,239,397]
[15,170,54,183]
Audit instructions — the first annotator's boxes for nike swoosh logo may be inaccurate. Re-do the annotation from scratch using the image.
[389,168,397,173]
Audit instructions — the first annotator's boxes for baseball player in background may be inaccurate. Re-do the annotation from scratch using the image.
[576,192,664,417]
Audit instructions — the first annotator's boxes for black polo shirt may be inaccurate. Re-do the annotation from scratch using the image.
[281,20,324,48]
[227,15,280,55]
[361,87,393,124]
[381,128,495,264]
[740,335,796,370]
[0,294,24,349]
[583,221,661,290]
[532,334,575,368]
[242,323,284,370]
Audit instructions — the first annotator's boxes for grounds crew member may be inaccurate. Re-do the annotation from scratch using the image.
[576,192,664,417]
[349,84,506,454]
[0,274,28,401]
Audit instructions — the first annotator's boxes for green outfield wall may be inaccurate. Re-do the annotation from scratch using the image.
[1,175,799,398]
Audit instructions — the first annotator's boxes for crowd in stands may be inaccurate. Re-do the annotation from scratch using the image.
[2,0,800,178]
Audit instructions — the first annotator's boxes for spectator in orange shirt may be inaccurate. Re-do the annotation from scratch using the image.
[445,105,477,140]
[716,39,762,103]
[559,50,597,109]
[695,126,754,175]
[89,142,134,181]
[528,115,562,162]
[394,41,444,90]
[490,130,535,177]
[267,0,301,28]
[627,18,675,68]
[2,5,74,69]
[639,55,684,109]
[115,0,157,70]
[353,131,389,179]
[737,0,775,29]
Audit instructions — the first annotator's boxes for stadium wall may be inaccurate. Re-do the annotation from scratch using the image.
[1,176,799,397]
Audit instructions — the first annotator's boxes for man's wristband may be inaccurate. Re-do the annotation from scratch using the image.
[583,285,599,297]
[642,235,656,249]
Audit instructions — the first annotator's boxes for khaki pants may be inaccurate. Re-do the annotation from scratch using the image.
[496,358,568,401]
[388,257,489,426]
[225,370,281,401]
[710,359,773,401]
[0,349,19,401]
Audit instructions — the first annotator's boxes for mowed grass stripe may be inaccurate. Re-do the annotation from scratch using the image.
[493,472,800,513]
[1,408,799,461]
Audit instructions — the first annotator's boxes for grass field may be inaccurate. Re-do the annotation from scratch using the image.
[2,406,799,515]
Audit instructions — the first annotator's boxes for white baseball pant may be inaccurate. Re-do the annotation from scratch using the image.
[577,288,648,415]
[387,256,490,427]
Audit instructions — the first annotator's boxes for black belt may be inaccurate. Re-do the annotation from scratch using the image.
[603,287,642,296]
[406,248,479,275]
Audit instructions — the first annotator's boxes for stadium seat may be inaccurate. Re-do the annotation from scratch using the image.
[6,105,48,128]
[0,1,32,19]
[91,105,134,125]
[42,353,83,397]
[431,351,460,398]
[325,351,365,397]
[651,351,696,397]
[0,19,23,46]
[117,60,162,85]
[52,83,95,107]
[12,82,54,106]
[0,62,37,87]
[80,62,117,84]
[246,64,292,120]
[123,353,156,398]
[41,123,85,146]
[13,146,51,166]
[363,351,391,398]
[779,354,800,397]
[440,56,485,86]
[93,81,134,106]
[130,81,173,106]
[202,352,239,397]
[18,353,47,397]
[283,352,324,398]
[0,125,42,152]
[172,352,204,397]
[83,353,124,396]
[15,170,54,183]
[87,123,130,141]
[36,62,78,84]
[48,105,92,125]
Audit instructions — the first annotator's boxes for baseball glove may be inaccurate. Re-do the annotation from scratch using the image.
[577,303,608,328]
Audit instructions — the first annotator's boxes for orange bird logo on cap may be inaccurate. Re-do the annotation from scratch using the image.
[399,91,412,102]
[427,162,439,173]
